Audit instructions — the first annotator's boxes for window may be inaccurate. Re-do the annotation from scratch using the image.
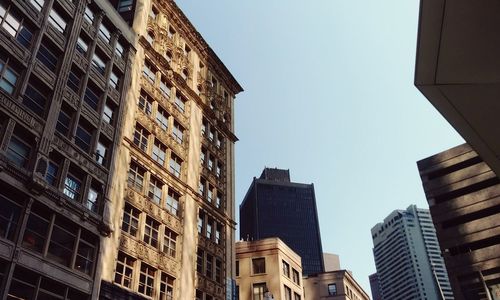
[169,153,182,178]
[0,58,19,95]
[143,217,159,248]
[103,101,115,124]
[75,119,93,153]
[64,172,82,201]
[164,50,172,62]
[294,293,301,300]
[22,203,50,253]
[46,159,59,186]
[84,6,94,24]
[253,283,266,300]
[152,139,166,165]
[208,158,213,171]
[196,249,203,273]
[109,71,120,89]
[216,136,223,149]
[216,163,222,178]
[174,94,185,113]
[86,183,99,212]
[159,79,171,98]
[207,185,213,202]
[181,69,188,81]
[133,124,149,152]
[127,162,145,191]
[205,253,213,279]
[138,263,155,297]
[23,76,49,117]
[6,130,31,168]
[172,121,183,144]
[67,66,82,93]
[47,217,77,267]
[48,8,66,34]
[163,228,177,258]
[235,260,239,277]
[148,176,163,205]
[166,189,179,216]
[76,36,88,55]
[198,177,206,195]
[156,107,169,131]
[138,92,152,115]
[292,269,300,285]
[143,61,156,83]
[96,139,109,166]
[37,38,59,72]
[197,211,204,234]
[84,82,101,110]
[200,148,206,165]
[146,31,154,45]
[56,103,73,136]
[98,23,111,44]
[215,259,222,283]
[91,53,106,75]
[284,285,292,300]
[283,260,290,277]
[114,252,134,288]
[122,204,139,237]
[252,258,265,274]
[206,217,213,239]
[75,229,96,274]
[208,128,215,142]
[115,41,124,58]
[167,26,175,39]
[215,223,222,245]
[0,5,33,48]
[216,193,222,209]
[160,273,175,300]
[201,118,208,136]
[0,194,22,241]
[149,6,158,19]
[117,0,133,12]
[29,0,45,11]
[328,283,337,296]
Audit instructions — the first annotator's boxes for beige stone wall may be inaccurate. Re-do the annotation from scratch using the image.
[303,271,369,300]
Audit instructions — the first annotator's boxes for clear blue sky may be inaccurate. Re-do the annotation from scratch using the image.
[177,0,464,294]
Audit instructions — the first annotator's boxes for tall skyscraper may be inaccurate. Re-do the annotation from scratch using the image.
[371,205,454,300]
[418,143,500,299]
[0,0,241,298]
[369,273,381,300]
[240,167,325,276]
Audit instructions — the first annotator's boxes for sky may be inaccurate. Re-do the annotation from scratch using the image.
[177,0,464,294]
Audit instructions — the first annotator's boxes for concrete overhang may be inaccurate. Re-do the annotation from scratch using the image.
[415,0,500,176]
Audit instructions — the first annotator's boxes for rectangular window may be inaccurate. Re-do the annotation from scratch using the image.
[1,6,33,48]
[169,154,182,178]
[206,218,213,240]
[138,263,155,297]
[253,283,266,300]
[197,211,204,234]
[95,139,108,166]
[236,260,239,277]
[156,107,169,131]
[84,83,101,110]
[117,0,133,12]
[84,6,94,24]
[75,229,96,275]
[103,101,115,124]
[122,204,139,237]
[159,79,171,98]
[75,119,93,153]
[22,203,50,253]
[328,283,337,296]
[138,92,152,115]
[143,61,155,83]
[216,193,222,209]
[67,66,82,93]
[159,273,174,300]
[172,121,183,144]
[46,160,58,186]
[174,94,185,113]
[196,249,203,273]
[215,259,222,283]
[48,8,66,34]
[91,53,106,75]
[64,173,82,201]
[133,125,149,152]
[143,216,159,248]
[208,158,213,171]
[292,269,300,285]
[86,181,100,213]
[284,286,292,300]
[76,36,88,55]
[0,194,22,241]
[56,103,73,136]
[98,23,111,44]
[198,177,206,195]
[115,41,124,58]
[215,223,222,245]
[109,71,120,89]
[37,38,59,72]
[152,139,166,165]
[7,130,32,168]
[205,253,213,279]
[252,258,265,274]
[163,228,177,258]
[216,163,222,178]
[47,217,77,267]
[200,148,206,165]
[166,189,179,216]
[29,0,45,11]
[207,185,213,203]
[128,162,145,191]
[148,176,162,205]
[283,260,290,277]
[114,252,134,288]
[0,59,19,95]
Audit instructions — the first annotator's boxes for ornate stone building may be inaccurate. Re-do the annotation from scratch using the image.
[0,0,241,298]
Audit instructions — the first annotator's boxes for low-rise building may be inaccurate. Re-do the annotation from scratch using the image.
[303,270,370,300]
[236,237,303,300]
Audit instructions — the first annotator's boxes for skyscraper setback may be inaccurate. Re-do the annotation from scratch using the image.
[371,205,454,300]
[239,168,325,276]
[0,0,242,298]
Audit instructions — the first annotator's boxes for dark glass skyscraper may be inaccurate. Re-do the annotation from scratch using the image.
[239,168,325,275]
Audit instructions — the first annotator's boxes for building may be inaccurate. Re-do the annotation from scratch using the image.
[369,273,381,300]
[418,143,500,299]
[371,205,454,300]
[414,0,500,177]
[240,168,325,276]
[235,238,304,300]
[0,0,242,298]
[323,253,341,272]
[303,270,370,300]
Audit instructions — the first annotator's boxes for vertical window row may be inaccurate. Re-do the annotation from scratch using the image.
[196,248,224,284]
[198,177,224,210]
[197,209,224,245]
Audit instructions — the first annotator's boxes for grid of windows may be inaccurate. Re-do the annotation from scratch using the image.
[138,263,155,297]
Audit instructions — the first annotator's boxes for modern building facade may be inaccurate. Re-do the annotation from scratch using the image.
[371,205,454,300]
[0,0,242,299]
[240,168,325,276]
[303,270,370,300]
[418,143,500,299]
[235,238,304,300]
[368,273,381,300]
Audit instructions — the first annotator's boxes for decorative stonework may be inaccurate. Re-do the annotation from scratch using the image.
[0,94,43,134]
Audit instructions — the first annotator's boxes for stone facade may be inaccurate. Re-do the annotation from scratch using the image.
[303,270,370,300]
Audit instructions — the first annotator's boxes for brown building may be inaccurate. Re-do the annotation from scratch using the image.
[418,144,500,299]
[303,270,369,300]
[0,0,241,299]
[235,238,304,300]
